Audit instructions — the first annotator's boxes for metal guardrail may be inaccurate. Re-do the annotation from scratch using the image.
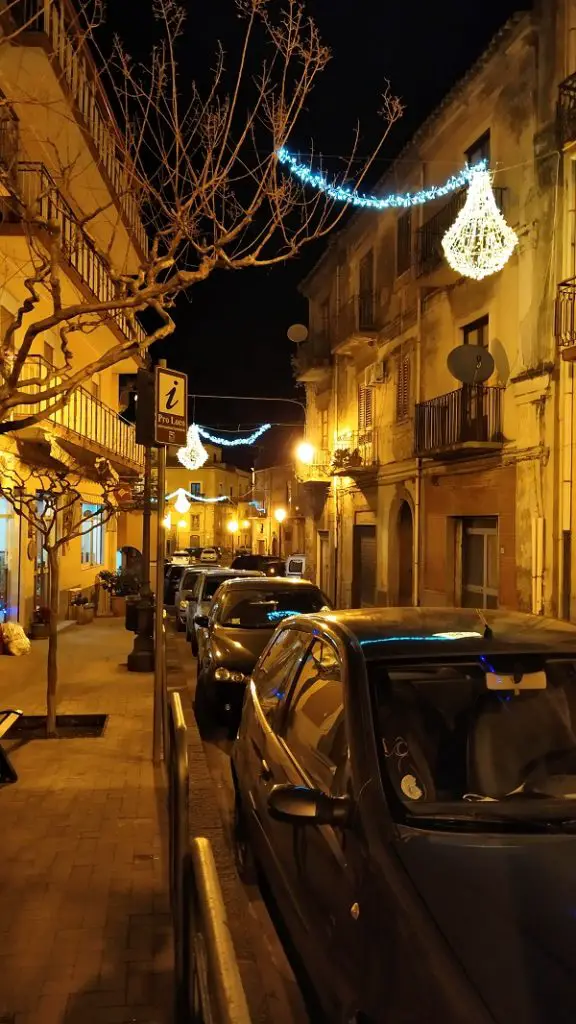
[164,676,252,1023]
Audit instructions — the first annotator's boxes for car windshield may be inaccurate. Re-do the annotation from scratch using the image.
[232,556,257,569]
[217,588,325,628]
[182,571,200,589]
[369,654,576,825]
[203,574,234,599]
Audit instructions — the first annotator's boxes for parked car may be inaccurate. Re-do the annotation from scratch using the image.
[185,568,264,656]
[193,577,330,733]
[164,563,195,607]
[232,607,576,1024]
[230,554,286,576]
[174,566,208,631]
[200,547,221,563]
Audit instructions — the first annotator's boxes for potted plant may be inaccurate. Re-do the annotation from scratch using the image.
[99,570,140,617]
[30,605,51,639]
[71,594,95,625]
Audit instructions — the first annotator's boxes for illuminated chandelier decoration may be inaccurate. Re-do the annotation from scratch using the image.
[441,167,518,281]
[278,148,518,281]
[173,488,191,515]
[177,424,209,471]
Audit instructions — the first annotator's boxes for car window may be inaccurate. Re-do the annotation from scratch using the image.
[203,574,233,599]
[217,587,326,628]
[192,575,204,598]
[181,571,198,589]
[283,640,346,794]
[255,629,311,723]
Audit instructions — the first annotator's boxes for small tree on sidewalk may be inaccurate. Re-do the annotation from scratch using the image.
[0,452,118,736]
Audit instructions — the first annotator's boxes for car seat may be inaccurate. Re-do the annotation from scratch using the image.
[467,685,576,799]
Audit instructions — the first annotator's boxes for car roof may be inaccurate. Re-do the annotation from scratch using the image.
[199,568,265,576]
[279,607,576,660]
[216,577,320,591]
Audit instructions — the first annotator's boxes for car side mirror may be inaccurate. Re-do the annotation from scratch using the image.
[194,614,209,628]
[267,783,351,828]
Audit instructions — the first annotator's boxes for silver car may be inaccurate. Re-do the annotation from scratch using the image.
[185,568,264,655]
[174,566,211,632]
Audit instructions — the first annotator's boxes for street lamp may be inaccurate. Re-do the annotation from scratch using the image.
[295,441,315,465]
[274,507,287,560]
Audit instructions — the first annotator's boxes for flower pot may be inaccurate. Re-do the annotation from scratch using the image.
[111,595,127,618]
[76,606,95,625]
[30,622,50,639]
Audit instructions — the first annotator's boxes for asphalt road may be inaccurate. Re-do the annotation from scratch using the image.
[176,633,312,1024]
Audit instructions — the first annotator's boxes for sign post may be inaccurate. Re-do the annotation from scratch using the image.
[153,362,188,763]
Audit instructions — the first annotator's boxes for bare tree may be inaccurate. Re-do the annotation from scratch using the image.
[0,0,402,432]
[0,453,119,735]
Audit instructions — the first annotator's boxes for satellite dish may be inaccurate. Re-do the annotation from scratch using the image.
[447,344,494,385]
[287,323,308,344]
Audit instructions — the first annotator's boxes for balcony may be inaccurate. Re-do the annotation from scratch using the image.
[296,448,332,487]
[0,115,18,195]
[415,385,504,459]
[7,0,147,256]
[555,278,576,359]
[293,330,332,383]
[331,430,378,478]
[10,356,144,474]
[558,73,576,150]
[4,162,145,346]
[416,188,504,284]
[332,293,381,354]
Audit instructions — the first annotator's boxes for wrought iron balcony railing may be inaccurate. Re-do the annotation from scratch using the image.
[555,278,576,348]
[292,329,332,379]
[416,188,504,278]
[296,448,332,484]
[9,0,147,255]
[331,429,378,474]
[10,356,144,470]
[558,73,576,149]
[415,384,504,457]
[0,116,18,190]
[8,163,145,345]
[332,293,380,349]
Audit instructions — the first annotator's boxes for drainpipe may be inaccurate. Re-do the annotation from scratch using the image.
[532,515,545,615]
[333,261,341,606]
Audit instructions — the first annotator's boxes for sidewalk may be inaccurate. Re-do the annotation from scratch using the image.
[0,619,173,1024]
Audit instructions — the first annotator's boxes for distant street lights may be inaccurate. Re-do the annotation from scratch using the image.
[274,507,287,559]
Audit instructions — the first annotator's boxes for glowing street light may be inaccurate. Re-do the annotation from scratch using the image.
[162,512,172,529]
[274,507,287,523]
[227,519,239,534]
[295,441,315,465]
[177,518,187,530]
[241,520,250,530]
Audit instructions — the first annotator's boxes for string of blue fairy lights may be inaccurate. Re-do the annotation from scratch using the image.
[197,423,271,446]
[276,147,487,211]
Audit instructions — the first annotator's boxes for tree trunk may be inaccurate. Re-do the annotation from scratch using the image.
[46,547,59,737]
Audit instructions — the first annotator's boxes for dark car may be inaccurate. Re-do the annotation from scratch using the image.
[230,554,286,577]
[232,607,576,1024]
[193,577,330,733]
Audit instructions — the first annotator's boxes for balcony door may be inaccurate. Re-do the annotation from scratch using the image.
[461,517,498,609]
[352,525,377,607]
[358,250,374,330]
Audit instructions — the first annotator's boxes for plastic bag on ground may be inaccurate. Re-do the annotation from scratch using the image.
[1,622,31,657]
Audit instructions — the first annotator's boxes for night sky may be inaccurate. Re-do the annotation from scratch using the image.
[106,0,527,467]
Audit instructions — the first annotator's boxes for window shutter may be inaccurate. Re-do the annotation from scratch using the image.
[396,352,411,421]
[358,385,366,430]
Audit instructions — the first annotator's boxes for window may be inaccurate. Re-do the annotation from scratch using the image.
[190,535,200,548]
[465,130,490,167]
[461,516,498,609]
[358,384,373,432]
[80,503,104,565]
[254,629,311,723]
[191,514,200,530]
[190,482,201,496]
[283,640,346,792]
[91,376,100,401]
[462,315,489,347]
[218,482,224,495]
[320,298,330,338]
[396,210,412,277]
[396,351,411,421]
[43,341,54,367]
[320,409,329,450]
[358,249,374,328]
[218,587,326,628]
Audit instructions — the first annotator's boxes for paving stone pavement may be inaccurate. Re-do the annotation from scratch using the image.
[0,619,173,1024]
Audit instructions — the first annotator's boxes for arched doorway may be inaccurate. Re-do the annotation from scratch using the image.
[398,501,413,606]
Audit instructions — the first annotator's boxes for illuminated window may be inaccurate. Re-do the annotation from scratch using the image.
[80,503,104,565]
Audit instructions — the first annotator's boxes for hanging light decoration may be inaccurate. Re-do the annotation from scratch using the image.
[177,424,209,471]
[441,167,518,281]
[197,423,271,446]
[173,488,191,515]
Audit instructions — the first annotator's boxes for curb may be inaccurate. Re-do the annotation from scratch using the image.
[166,631,274,1024]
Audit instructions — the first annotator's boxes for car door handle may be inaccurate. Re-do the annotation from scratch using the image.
[260,758,272,781]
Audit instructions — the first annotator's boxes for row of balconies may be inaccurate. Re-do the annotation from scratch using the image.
[297,384,504,483]
[10,355,144,474]
[0,150,145,347]
[7,0,147,256]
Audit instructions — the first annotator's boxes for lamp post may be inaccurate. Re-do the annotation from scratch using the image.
[227,518,239,557]
[274,507,287,560]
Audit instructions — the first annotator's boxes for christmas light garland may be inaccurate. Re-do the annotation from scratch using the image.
[277,147,487,210]
[166,489,232,505]
[197,423,271,446]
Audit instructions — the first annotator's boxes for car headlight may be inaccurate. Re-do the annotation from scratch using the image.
[214,667,246,683]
